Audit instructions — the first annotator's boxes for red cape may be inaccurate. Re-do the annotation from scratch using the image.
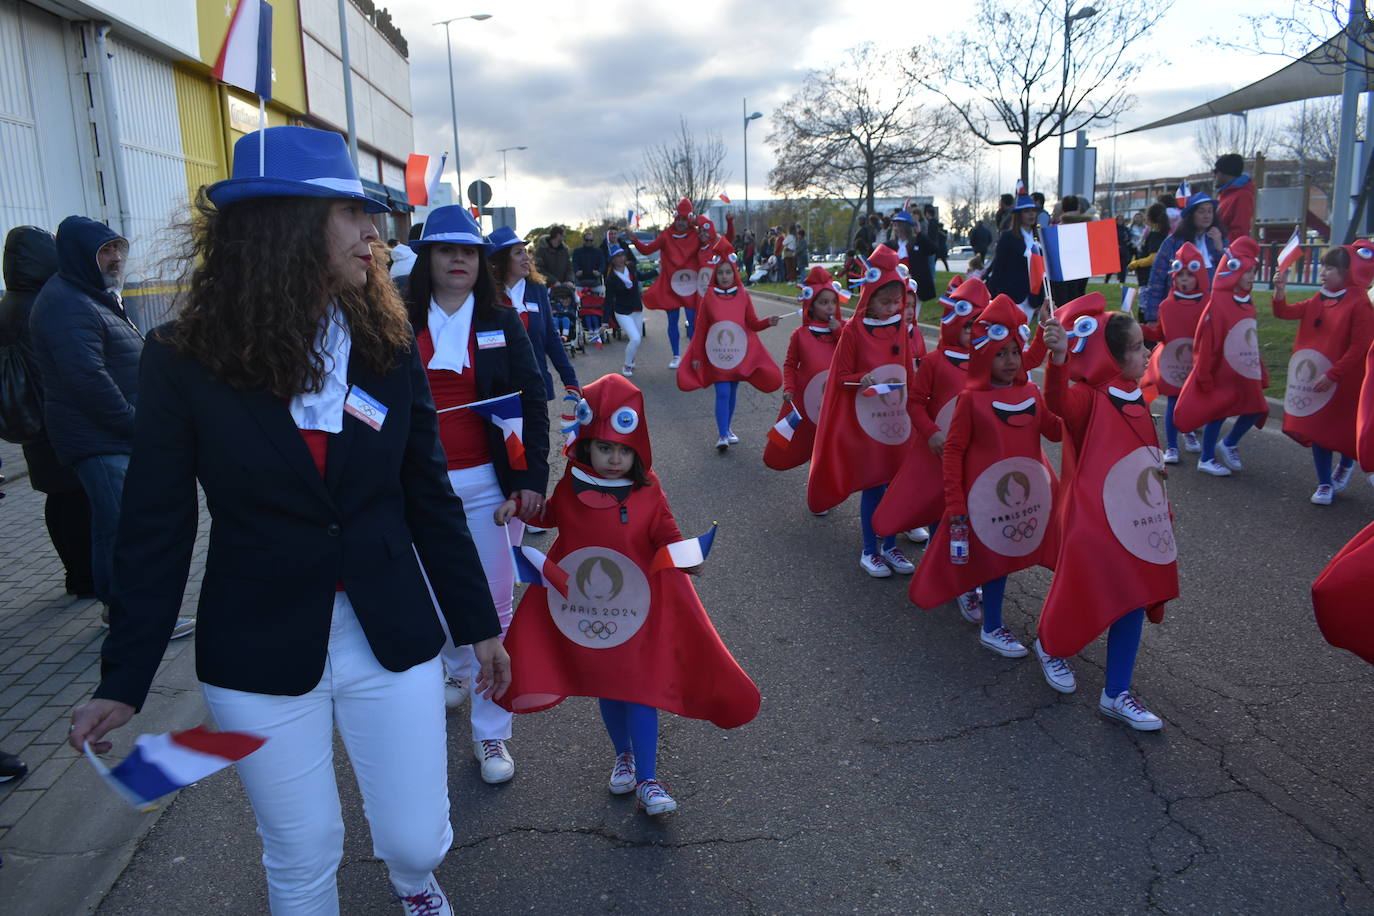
[1173,293,1269,433]
[676,287,781,392]
[1359,341,1374,471]
[909,384,1062,609]
[637,230,703,311]
[763,324,838,471]
[1312,520,1374,665]
[1279,290,1373,456]
[1142,291,1206,398]
[806,318,917,513]
[499,467,760,728]
[873,348,969,536]
[1037,372,1179,657]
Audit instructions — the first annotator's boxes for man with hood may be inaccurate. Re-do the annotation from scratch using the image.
[29,216,193,637]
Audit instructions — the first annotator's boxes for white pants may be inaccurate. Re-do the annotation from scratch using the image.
[442,463,516,741]
[619,311,645,368]
[202,593,450,916]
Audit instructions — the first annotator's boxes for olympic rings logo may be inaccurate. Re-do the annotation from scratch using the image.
[579,619,619,639]
[1000,518,1039,542]
[1289,394,1313,410]
[1147,530,1174,555]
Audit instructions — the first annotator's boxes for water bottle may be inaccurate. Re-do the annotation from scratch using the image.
[949,516,970,565]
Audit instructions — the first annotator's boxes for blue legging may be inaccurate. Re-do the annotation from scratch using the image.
[1312,445,1355,486]
[980,575,1009,634]
[598,698,659,783]
[860,485,897,556]
[1200,413,1262,461]
[665,307,698,355]
[1104,608,1146,698]
[1163,396,1179,450]
[714,382,739,437]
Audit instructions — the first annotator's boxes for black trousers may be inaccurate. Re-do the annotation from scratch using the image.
[45,488,94,594]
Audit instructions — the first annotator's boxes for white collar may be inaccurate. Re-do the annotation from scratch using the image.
[1232,293,1252,304]
[1107,385,1142,400]
[289,303,351,433]
[571,465,633,487]
[507,277,528,308]
[713,286,738,295]
[862,314,903,327]
[1173,290,1204,300]
[428,294,476,374]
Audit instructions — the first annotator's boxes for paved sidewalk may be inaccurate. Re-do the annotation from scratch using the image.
[0,443,209,916]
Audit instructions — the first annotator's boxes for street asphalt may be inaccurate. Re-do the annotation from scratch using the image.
[92,292,1374,914]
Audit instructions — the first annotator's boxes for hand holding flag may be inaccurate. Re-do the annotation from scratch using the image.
[650,524,718,575]
[1275,227,1305,276]
[768,408,803,449]
[439,392,526,470]
[85,727,266,810]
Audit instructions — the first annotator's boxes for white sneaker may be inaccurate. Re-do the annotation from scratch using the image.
[1311,484,1334,506]
[956,589,983,624]
[859,552,892,578]
[1162,447,1180,465]
[394,874,453,915]
[1332,463,1354,492]
[608,752,637,795]
[1197,458,1232,477]
[443,676,468,709]
[1034,639,1077,693]
[474,739,515,784]
[726,430,740,445]
[812,509,829,517]
[525,525,547,535]
[1182,432,1201,453]
[881,546,915,574]
[170,617,196,640]
[904,527,930,544]
[1099,690,1163,731]
[622,365,634,377]
[715,435,730,452]
[636,779,678,816]
[1217,441,1243,470]
[668,355,681,369]
[979,626,1028,658]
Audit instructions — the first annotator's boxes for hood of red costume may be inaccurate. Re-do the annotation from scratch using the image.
[1344,238,1374,290]
[798,264,849,315]
[570,373,653,470]
[696,216,718,244]
[707,236,740,288]
[1056,292,1117,386]
[966,294,1029,389]
[851,244,917,326]
[1210,236,1259,295]
[938,275,989,349]
[1169,241,1206,283]
[675,198,694,220]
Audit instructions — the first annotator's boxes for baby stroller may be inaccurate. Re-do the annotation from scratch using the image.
[550,285,580,358]
[575,283,621,352]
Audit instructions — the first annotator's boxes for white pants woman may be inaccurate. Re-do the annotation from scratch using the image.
[619,310,645,371]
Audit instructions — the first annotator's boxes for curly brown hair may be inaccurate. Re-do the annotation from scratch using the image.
[490,243,546,288]
[166,192,412,397]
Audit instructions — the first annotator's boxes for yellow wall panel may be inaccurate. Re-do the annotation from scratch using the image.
[196,0,306,114]
[173,67,227,203]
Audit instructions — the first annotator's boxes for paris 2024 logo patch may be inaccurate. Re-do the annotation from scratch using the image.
[1285,348,1336,417]
[802,369,829,423]
[547,547,650,649]
[854,362,911,445]
[966,456,1053,557]
[670,269,699,297]
[1156,337,1195,389]
[1223,317,1263,380]
[1102,446,1176,564]
[706,321,748,370]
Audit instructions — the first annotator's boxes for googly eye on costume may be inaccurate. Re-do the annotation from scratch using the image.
[908,279,921,295]
[1170,259,1183,272]
[864,266,882,284]
[896,264,911,280]
[1188,259,1201,272]
[1072,315,1099,338]
[955,300,973,316]
[799,286,815,301]
[575,399,594,426]
[1358,246,1374,260]
[986,323,1009,341]
[1226,257,1241,271]
[1018,324,1030,342]
[611,406,639,433]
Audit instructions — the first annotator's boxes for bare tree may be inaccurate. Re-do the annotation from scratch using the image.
[912,0,1167,190]
[1193,114,1276,172]
[1231,0,1374,60]
[639,119,730,222]
[1274,98,1363,198]
[767,43,966,223]
[947,148,994,236]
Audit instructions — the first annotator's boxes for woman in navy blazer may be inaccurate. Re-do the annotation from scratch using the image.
[488,226,580,400]
[68,127,505,915]
[986,194,1044,318]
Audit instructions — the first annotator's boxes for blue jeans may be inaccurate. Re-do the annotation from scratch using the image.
[74,453,130,605]
[554,316,572,337]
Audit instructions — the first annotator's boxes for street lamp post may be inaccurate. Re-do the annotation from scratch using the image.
[435,13,492,202]
[497,145,527,212]
[1058,4,1097,199]
[743,100,763,236]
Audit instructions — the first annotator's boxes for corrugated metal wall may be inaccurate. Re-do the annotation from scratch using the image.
[173,67,227,203]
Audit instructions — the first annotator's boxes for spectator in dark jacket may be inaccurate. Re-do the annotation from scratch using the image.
[533,225,573,287]
[572,229,607,291]
[986,194,1044,317]
[969,220,994,257]
[0,226,93,596]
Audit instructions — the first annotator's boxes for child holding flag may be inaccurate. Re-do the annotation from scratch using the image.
[496,374,761,816]
[1141,242,1209,463]
[1272,241,1374,504]
[764,266,846,472]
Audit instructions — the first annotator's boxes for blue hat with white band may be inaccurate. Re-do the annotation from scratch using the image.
[206,126,389,213]
[485,225,528,254]
[410,205,486,248]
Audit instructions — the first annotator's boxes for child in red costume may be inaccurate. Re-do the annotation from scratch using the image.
[908,295,1063,655]
[1037,295,1178,730]
[678,239,782,450]
[496,374,760,817]
[763,265,845,472]
[1312,521,1374,666]
[626,198,700,366]
[1142,241,1209,463]
[807,245,921,578]
[1173,236,1268,477]
[691,214,736,300]
[1272,240,1374,505]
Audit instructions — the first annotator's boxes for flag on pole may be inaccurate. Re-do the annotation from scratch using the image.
[440,392,526,469]
[650,523,718,574]
[1276,227,1305,275]
[1014,179,1027,197]
[1174,180,1191,209]
[767,408,802,449]
[212,0,274,100]
[511,544,570,596]
[405,153,446,207]
[85,727,266,810]
[1026,238,1046,295]
[627,209,636,227]
[1041,220,1121,282]
[719,193,732,203]
[862,382,906,398]
[1120,287,1137,314]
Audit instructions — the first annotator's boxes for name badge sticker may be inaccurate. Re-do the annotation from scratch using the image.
[476,330,507,350]
[525,303,539,313]
[344,386,387,431]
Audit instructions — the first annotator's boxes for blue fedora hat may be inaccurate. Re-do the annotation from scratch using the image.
[410,205,485,248]
[1012,194,1037,211]
[891,209,915,224]
[207,126,388,213]
[485,225,528,254]
[1180,190,1216,218]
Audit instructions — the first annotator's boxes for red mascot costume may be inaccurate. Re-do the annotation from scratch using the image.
[1142,241,1209,397]
[628,198,703,312]
[763,266,847,471]
[677,238,781,393]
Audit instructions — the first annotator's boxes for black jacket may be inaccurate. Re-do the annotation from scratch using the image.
[29,216,144,465]
[96,330,502,710]
[466,305,552,495]
[603,269,643,315]
[986,227,1044,310]
[516,282,579,400]
[572,244,607,285]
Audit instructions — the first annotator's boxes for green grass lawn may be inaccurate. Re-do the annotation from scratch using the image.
[751,275,1297,399]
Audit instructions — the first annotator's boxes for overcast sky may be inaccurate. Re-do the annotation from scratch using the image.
[382,0,1338,229]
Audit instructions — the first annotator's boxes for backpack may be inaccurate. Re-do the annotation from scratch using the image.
[0,341,44,444]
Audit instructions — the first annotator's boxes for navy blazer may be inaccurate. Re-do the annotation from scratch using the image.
[986,228,1044,310]
[96,330,502,710]
[517,282,579,399]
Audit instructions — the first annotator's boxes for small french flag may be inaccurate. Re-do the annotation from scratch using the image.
[1041,220,1121,282]
[212,0,274,100]
[454,392,526,470]
[85,727,266,810]
[650,523,718,574]
[1026,239,1046,295]
[1276,227,1305,275]
[768,407,802,448]
[512,544,570,596]
[863,382,905,398]
[1175,180,1191,209]
[719,193,732,204]
[405,153,446,207]
[1014,179,1027,197]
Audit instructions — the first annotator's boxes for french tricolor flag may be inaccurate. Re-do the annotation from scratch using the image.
[862,382,905,398]
[512,544,570,596]
[462,392,527,470]
[768,407,802,449]
[650,524,718,574]
[1175,180,1191,209]
[1041,220,1121,282]
[1026,239,1046,295]
[1275,227,1305,275]
[212,0,273,100]
[1014,179,1027,197]
[85,727,266,809]
[719,193,732,204]
[405,153,446,207]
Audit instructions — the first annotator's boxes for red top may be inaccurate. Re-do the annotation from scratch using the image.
[417,328,490,470]
[296,427,344,592]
